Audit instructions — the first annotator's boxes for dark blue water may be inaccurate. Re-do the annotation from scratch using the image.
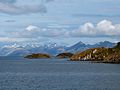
[0,57,120,90]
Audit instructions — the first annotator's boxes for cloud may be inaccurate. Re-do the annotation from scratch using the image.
[11,20,120,39]
[44,0,55,3]
[0,0,16,3]
[0,3,47,15]
[0,37,26,42]
[0,0,55,4]
[5,20,15,22]
[12,25,69,38]
[72,13,120,18]
[26,25,39,31]
[0,0,55,15]
[71,20,120,37]
[26,26,69,38]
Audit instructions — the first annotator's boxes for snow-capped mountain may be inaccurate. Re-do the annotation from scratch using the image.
[28,42,66,55]
[0,42,66,56]
[0,45,20,56]
[0,41,116,56]
[7,48,30,56]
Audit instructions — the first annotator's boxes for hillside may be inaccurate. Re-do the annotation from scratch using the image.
[56,52,73,59]
[70,42,120,64]
[25,53,51,59]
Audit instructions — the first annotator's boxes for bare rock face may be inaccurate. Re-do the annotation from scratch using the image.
[25,53,51,59]
[56,52,73,59]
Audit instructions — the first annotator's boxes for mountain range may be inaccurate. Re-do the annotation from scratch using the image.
[67,41,116,53]
[0,41,116,56]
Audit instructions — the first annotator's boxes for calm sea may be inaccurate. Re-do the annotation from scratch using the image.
[0,56,120,90]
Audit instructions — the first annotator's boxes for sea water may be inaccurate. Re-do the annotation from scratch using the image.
[0,56,120,90]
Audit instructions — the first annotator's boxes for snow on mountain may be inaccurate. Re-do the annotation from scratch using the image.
[7,48,31,56]
[0,42,66,56]
[0,41,116,56]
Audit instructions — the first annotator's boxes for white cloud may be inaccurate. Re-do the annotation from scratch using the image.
[11,20,120,39]
[12,25,69,38]
[72,20,120,37]
[71,22,96,37]
[26,25,39,31]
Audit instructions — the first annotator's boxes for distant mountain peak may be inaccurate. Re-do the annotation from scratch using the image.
[77,41,85,44]
[99,41,112,44]
[72,41,86,47]
[66,41,116,53]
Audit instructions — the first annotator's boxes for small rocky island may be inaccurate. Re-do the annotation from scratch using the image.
[56,52,73,59]
[25,53,51,59]
[70,42,120,64]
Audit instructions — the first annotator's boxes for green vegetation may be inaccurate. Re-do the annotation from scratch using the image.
[25,53,51,59]
[56,52,73,59]
[70,42,120,64]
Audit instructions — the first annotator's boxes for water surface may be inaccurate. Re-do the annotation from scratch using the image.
[0,57,120,90]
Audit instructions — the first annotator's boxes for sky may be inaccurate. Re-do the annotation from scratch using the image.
[0,0,120,45]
